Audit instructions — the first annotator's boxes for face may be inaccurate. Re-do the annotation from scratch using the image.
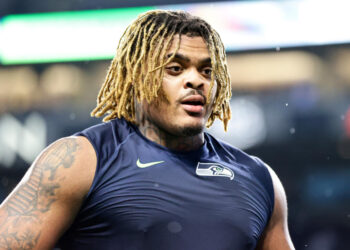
[142,35,217,137]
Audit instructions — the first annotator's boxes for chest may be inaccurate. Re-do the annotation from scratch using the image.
[80,144,270,248]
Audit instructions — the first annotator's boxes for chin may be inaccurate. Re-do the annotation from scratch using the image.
[180,125,203,137]
[173,120,205,137]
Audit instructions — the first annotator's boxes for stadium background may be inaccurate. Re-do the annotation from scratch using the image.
[0,0,349,249]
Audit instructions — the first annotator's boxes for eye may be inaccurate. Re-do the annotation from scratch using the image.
[202,67,212,78]
[166,65,183,74]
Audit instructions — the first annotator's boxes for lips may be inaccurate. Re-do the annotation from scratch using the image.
[180,95,205,114]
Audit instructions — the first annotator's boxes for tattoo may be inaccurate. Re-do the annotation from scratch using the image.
[0,138,79,249]
[0,228,40,250]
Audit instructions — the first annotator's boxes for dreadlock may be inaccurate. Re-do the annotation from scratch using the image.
[91,10,232,130]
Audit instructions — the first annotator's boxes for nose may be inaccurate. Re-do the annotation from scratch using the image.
[184,68,205,91]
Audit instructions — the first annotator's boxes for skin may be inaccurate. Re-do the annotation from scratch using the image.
[0,34,294,250]
[137,35,217,152]
[0,137,96,249]
[256,165,295,250]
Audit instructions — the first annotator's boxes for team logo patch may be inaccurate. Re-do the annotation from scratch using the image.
[196,162,234,180]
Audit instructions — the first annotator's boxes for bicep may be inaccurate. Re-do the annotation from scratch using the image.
[256,165,295,250]
[0,136,96,250]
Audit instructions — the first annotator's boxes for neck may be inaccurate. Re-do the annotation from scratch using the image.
[137,119,205,152]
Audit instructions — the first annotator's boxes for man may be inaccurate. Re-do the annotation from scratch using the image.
[0,10,294,250]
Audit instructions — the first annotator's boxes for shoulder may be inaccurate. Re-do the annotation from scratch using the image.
[264,165,285,197]
[263,164,289,223]
[33,136,96,198]
[77,119,136,150]
[257,163,295,249]
[205,133,246,161]
[264,164,288,226]
[0,136,97,249]
[205,132,269,170]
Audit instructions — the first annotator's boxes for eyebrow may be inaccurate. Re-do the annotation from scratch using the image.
[167,53,211,65]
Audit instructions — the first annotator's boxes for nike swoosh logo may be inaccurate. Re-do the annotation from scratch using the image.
[136,159,164,168]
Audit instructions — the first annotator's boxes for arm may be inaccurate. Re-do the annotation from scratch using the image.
[256,165,295,250]
[0,136,96,250]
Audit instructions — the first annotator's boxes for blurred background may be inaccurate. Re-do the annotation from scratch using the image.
[0,0,349,249]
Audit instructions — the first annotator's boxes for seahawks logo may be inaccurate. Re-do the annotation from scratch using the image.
[196,163,234,180]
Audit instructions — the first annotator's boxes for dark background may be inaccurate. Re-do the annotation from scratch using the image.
[0,1,349,249]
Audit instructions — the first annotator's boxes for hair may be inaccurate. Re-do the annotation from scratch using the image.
[91,10,231,130]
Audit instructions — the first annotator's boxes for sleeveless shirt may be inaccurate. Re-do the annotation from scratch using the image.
[58,118,274,250]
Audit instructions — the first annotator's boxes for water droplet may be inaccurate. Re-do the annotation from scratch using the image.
[304,244,308,247]
[167,221,182,233]
[69,113,76,120]
[285,103,288,107]
[289,128,296,134]
[154,183,159,188]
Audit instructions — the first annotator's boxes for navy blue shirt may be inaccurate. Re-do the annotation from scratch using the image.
[58,118,274,250]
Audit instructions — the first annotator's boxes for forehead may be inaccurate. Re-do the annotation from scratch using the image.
[167,35,209,59]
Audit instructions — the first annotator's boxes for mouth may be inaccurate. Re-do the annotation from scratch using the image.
[180,95,205,114]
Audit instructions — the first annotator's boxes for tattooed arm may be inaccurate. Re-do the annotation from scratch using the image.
[0,136,96,250]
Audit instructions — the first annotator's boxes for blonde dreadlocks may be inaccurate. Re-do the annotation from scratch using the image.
[91,10,232,130]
